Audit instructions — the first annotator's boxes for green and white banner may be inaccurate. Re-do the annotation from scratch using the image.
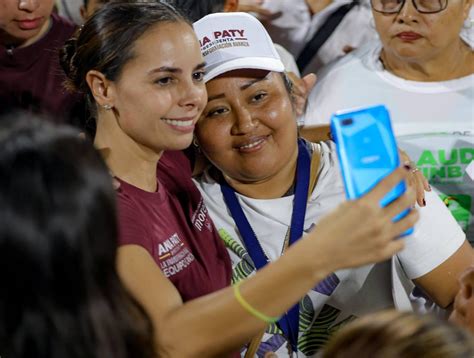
[398,132,474,245]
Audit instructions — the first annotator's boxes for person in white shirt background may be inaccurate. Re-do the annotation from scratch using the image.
[303,0,474,245]
[259,0,378,74]
[256,0,473,74]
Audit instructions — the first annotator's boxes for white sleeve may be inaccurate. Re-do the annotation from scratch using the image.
[397,190,466,279]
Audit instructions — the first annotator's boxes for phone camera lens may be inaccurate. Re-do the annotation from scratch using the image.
[342,118,353,126]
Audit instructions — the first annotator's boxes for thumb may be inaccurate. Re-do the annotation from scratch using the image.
[302,73,317,93]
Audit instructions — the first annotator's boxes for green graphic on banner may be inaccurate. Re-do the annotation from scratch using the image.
[439,194,472,232]
[417,147,474,183]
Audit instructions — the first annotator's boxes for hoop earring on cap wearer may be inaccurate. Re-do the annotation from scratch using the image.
[102,104,112,110]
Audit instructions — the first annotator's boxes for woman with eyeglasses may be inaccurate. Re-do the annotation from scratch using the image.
[303,0,474,245]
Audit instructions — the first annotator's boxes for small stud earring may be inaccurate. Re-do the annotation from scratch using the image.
[102,104,112,110]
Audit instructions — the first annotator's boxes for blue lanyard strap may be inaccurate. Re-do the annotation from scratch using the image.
[220,139,311,352]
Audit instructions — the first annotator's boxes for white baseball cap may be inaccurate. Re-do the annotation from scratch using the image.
[193,12,285,82]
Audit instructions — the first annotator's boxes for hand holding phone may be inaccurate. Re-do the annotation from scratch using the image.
[330,105,413,236]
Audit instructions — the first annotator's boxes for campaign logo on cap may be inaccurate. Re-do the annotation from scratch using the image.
[193,12,285,82]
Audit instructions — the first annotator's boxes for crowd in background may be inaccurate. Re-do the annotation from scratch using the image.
[1,0,473,357]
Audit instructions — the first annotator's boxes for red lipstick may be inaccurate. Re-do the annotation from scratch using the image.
[396,32,422,41]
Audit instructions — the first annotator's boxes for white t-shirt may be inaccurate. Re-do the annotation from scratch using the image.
[194,141,465,357]
[262,0,378,74]
[304,42,474,243]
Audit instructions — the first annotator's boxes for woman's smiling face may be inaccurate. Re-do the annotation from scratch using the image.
[195,69,298,184]
[106,21,208,153]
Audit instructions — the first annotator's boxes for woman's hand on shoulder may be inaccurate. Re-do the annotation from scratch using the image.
[311,166,419,271]
[399,148,431,207]
[288,72,317,117]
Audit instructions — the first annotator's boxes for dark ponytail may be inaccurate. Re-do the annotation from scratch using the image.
[60,35,82,93]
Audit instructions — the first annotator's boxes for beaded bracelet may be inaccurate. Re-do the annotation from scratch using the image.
[233,280,280,324]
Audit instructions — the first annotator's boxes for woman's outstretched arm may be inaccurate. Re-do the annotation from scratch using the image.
[118,167,417,357]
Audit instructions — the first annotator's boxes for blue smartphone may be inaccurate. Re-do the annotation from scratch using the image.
[330,104,413,236]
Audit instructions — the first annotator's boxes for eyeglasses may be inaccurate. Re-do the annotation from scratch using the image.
[371,0,448,14]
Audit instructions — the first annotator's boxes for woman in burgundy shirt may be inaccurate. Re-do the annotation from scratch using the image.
[0,0,83,124]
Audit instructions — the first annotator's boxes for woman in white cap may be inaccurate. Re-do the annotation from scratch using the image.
[192,11,474,356]
[60,2,419,356]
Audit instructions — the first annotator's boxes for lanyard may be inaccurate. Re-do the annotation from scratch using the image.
[220,139,311,353]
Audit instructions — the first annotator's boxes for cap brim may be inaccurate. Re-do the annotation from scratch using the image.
[204,57,285,82]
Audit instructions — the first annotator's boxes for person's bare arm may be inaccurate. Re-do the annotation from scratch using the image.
[118,168,417,357]
[117,244,333,357]
[414,240,474,308]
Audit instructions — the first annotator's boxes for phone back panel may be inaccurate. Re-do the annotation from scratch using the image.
[330,105,406,208]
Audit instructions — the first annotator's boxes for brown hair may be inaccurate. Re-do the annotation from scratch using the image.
[322,310,474,358]
[60,1,188,113]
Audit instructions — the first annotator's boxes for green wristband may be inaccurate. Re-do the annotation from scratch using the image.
[233,280,280,324]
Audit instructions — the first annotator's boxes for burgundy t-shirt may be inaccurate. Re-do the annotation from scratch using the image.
[117,150,232,302]
[0,13,82,124]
